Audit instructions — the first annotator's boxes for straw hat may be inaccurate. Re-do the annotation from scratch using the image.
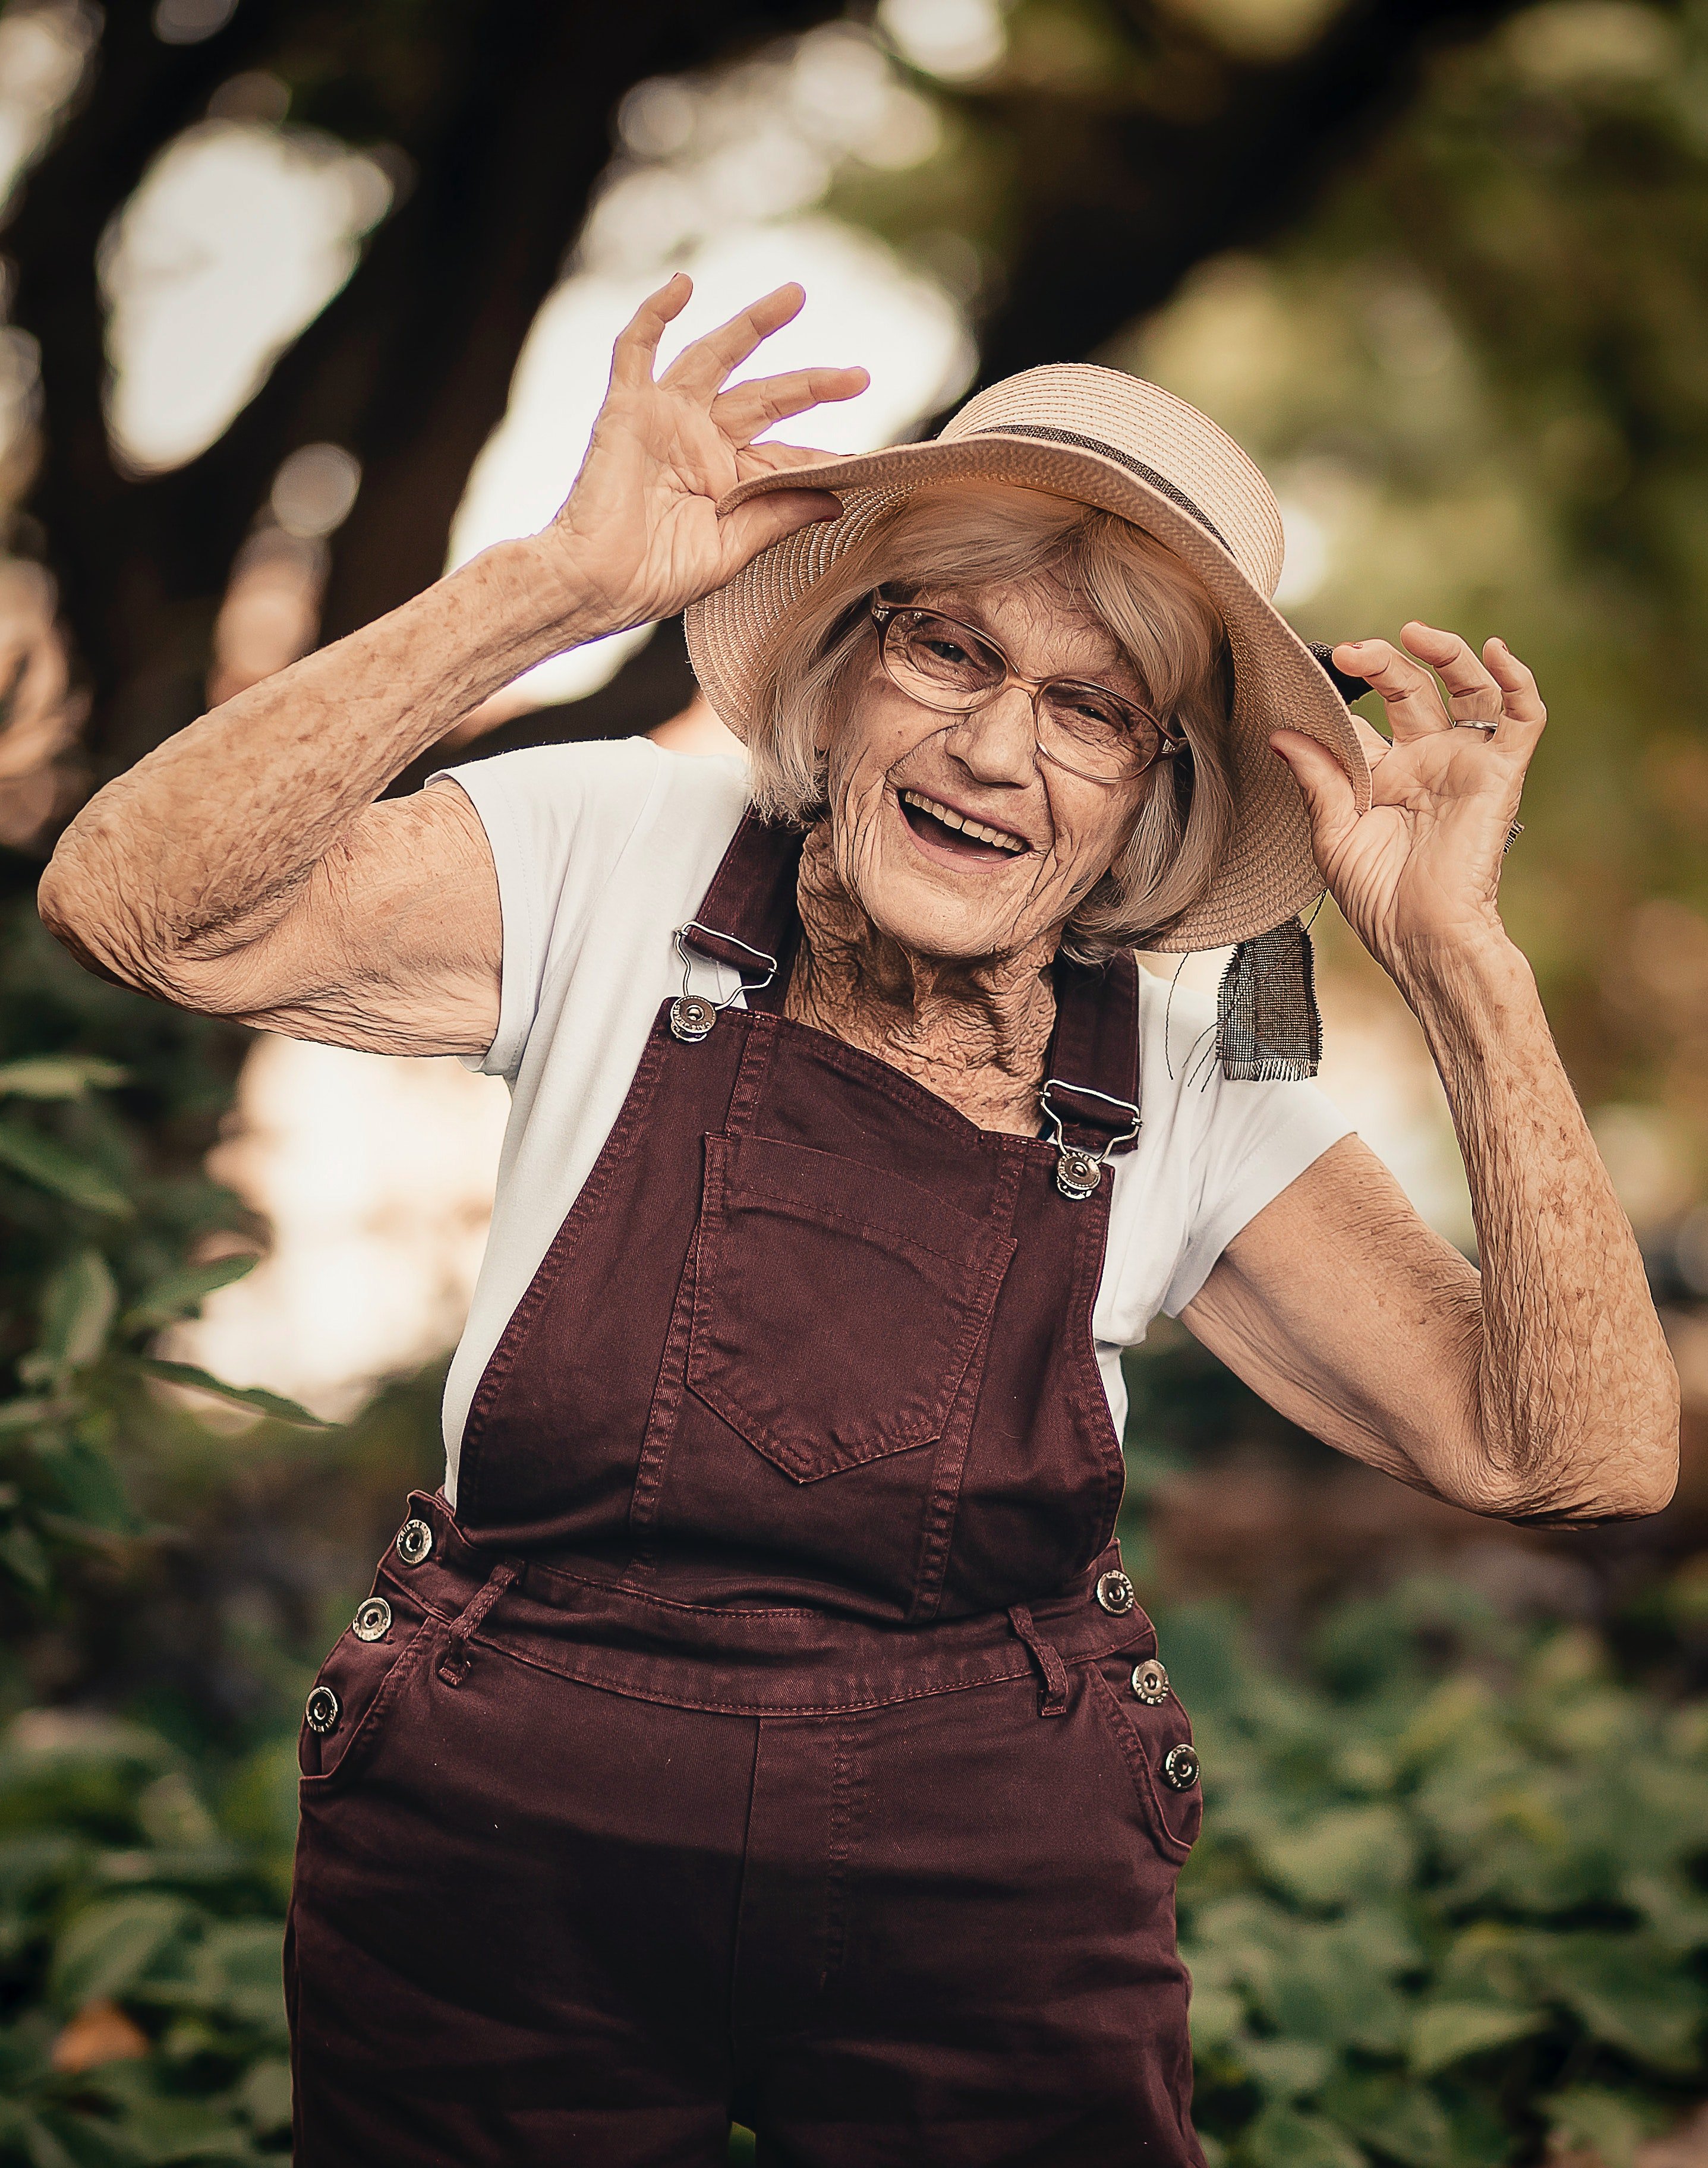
[684,362,1370,953]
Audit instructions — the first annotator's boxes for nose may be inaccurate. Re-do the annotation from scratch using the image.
[944,684,1038,785]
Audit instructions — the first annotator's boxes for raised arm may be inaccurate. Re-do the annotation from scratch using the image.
[38,277,864,1055]
[1183,626,1678,1526]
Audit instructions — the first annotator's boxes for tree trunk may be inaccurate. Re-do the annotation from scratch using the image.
[970,0,1537,382]
[7,0,843,783]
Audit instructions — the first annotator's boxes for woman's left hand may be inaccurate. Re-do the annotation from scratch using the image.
[1270,622,1546,986]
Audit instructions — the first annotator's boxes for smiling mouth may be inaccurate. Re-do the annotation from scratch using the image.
[899,789,1031,864]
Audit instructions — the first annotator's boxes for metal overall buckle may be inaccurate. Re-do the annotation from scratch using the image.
[1038,1079,1140,1201]
[670,923,779,1042]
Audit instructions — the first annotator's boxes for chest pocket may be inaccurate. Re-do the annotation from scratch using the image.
[686,1132,1016,1483]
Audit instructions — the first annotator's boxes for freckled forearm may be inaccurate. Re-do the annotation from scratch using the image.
[1398,934,1678,1518]
[40,537,590,979]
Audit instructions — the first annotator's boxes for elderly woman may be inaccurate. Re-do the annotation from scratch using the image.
[41,279,1677,2166]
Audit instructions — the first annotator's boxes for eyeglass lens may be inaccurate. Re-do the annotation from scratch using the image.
[880,607,1167,780]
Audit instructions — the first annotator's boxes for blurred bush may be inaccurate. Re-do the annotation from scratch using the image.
[0,1711,295,2166]
[1169,1580,1708,2168]
[0,1581,1701,2166]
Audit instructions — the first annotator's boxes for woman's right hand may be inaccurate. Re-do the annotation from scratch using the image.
[537,275,868,639]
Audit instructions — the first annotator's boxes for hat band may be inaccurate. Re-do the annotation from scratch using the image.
[968,422,1233,554]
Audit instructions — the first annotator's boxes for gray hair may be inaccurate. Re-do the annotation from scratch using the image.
[742,483,1236,960]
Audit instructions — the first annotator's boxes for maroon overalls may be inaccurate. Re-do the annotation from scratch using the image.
[288,812,1206,2167]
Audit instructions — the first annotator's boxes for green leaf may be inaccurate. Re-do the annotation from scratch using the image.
[1408,2002,1549,2077]
[1189,1986,1246,2054]
[1319,2072,1455,2168]
[0,1124,132,1217]
[1246,1916,1413,2052]
[1260,1805,1417,1909]
[1533,1932,1708,2073]
[2,2103,78,2168]
[1543,2087,1667,2168]
[131,1361,328,1429]
[121,1256,257,1334]
[0,1400,72,1436]
[0,1522,51,1592]
[0,1057,127,1099]
[184,1923,287,2035]
[31,1438,135,1534]
[49,1895,193,2012]
[236,2057,292,2135]
[97,2091,257,2163]
[1243,2102,1367,2168]
[1240,2035,1335,2100]
[37,1252,118,1376]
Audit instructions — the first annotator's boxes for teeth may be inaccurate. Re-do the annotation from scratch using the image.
[901,790,1026,853]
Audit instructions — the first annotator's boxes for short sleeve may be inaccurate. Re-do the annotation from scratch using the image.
[1159,1069,1351,1316]
[433,739,670,1079]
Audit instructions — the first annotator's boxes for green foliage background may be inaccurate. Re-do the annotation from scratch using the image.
[3,847,1705,2166]
[7,1,1708,2161]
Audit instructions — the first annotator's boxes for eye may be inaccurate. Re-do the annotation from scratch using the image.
[903,613,999,678]
[1054,686,1131,732]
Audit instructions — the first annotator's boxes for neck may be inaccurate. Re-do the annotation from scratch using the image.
[784,821,1058,1136]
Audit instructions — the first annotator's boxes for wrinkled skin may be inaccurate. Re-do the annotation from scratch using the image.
[37,275,1679,1526]
[786,578,1154,1135]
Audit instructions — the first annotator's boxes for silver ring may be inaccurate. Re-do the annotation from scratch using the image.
[1450,717,1499,733]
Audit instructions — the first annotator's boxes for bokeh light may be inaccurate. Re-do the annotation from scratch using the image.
[100,121,392,473]
[447,18,974,708]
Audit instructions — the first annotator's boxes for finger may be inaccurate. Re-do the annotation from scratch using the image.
[1334,637,1451,742]
[1271,729,1362,865]
[716,487,845,568]
[741,441,846,472]
[610,273,692,389]
[663,283,809,399]
[1351,714,1392,767]
[711,364,869,444]
[1402,620,1504,725]
[1484,636,1548,747]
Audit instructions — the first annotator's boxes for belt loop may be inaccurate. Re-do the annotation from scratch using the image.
[1008,1603,1070,1718]
[437,1558,520,1687]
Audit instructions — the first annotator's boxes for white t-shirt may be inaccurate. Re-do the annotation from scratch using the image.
[436,739,1352,1499]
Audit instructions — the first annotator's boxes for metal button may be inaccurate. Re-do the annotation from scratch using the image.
[1095,1568,1136,1616]
[395,1518,433,1567]
[669,995,717,1043]
[305,1685,341,1735]
[1131,1657,1170,1705]
[1055,1148,1102,1201]
[353,1596,392,1643]
[1162,1743,1200,1791]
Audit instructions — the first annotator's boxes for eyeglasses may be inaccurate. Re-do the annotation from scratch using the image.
[869,596,1184,786]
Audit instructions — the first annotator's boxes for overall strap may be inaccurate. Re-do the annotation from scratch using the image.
[677,808,805,1016]
[1044,951,1142,1157]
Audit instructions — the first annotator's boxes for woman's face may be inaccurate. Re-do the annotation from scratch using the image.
[821,577,1158,963]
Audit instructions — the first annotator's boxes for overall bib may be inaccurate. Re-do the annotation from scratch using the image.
[288,812,1206,2167]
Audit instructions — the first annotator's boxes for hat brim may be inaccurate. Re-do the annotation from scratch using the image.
[683,431,1370,953]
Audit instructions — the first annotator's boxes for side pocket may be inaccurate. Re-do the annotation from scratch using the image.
[298,1593,440,1794]
[1085,1653,1203,1866]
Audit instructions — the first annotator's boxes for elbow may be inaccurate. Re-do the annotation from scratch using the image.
[1450,1358,1682,1527]
[38,831,185,1002]
[1510,1467,1678,1529]
[37,840,116,972]
[1485,1417,1681,1529]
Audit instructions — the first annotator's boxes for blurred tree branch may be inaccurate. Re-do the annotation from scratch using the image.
[0,0,1609,808]
[4,0,846,789]
[969,0,1548,382]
